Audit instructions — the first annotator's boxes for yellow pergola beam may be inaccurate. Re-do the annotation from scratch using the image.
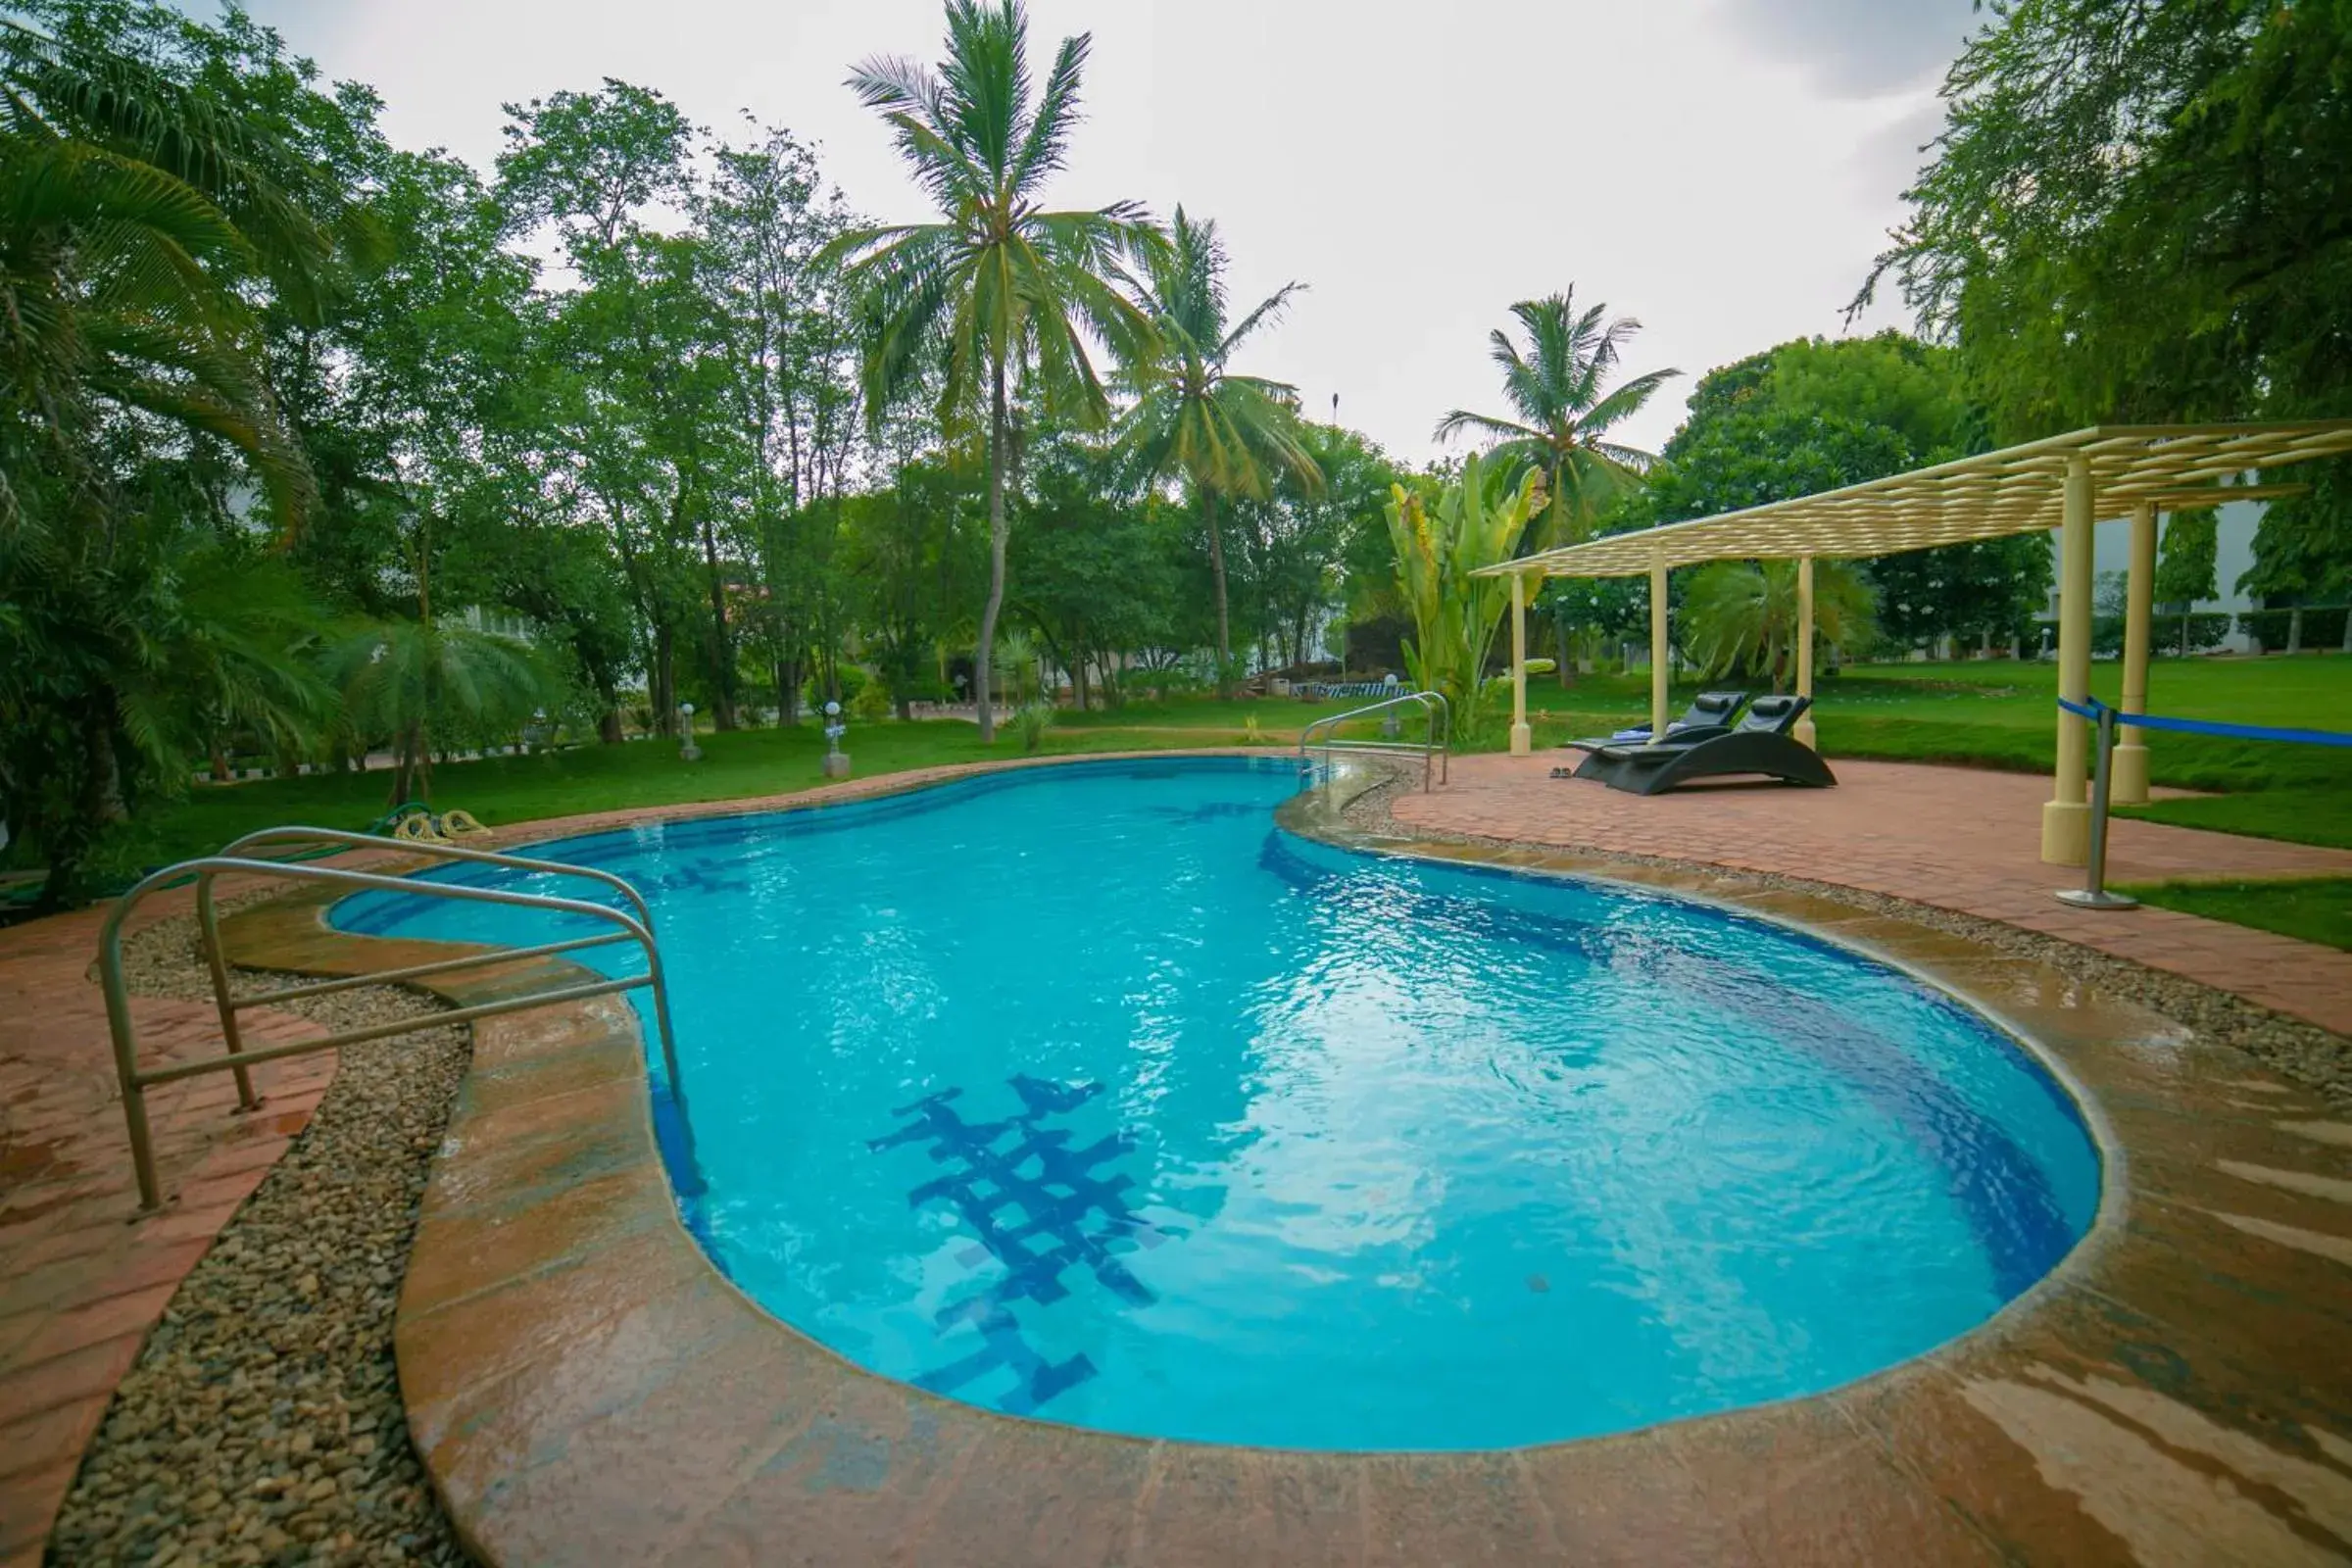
[1472,421,2352,582]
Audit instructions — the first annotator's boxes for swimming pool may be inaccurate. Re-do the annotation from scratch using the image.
[337,757,2100,1451]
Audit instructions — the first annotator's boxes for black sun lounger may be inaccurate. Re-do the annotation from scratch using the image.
[1579,693,1835,796]
[1554,691,1749,769]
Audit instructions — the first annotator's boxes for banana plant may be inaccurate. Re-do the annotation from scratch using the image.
[1385,454,1546,739]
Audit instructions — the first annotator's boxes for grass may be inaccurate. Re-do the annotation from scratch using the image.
[2113,877,2352,952]
[98,652,2352,880]
[112,719,1265,875]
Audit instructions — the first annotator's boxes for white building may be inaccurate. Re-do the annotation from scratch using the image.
[2041,496,2266,653]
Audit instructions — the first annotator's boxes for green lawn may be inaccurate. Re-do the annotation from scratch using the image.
[2114,877,2352,952]
[113,719,1265,875]
[101,652,2352,882]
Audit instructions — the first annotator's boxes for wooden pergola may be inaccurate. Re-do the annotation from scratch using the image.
[1474,420,2352,864]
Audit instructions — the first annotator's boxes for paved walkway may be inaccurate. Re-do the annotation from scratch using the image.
[0,889,337,1567]
[1396,756,2352,1033]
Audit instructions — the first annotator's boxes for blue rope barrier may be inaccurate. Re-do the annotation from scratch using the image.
[2055,695,2352,748]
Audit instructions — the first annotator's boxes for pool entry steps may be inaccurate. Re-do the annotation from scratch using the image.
[1297,687,1450,793]
[92,825,699,1213]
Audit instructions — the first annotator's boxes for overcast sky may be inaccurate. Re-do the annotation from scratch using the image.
[236,0,1981,462]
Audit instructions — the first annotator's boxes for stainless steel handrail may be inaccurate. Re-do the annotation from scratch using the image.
[196,825,670,1106]
[99,844,693,1213]
[1297,689,1451,792]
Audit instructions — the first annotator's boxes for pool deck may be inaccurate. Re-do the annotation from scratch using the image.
[1395,755,2352,1036]
[3,752,2350,1563]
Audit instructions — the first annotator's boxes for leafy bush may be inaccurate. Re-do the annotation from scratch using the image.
[850,675,894,723]
[1013,702,1055,754]
[2238,607,2348,651]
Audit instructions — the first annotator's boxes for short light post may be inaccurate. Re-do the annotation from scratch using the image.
[821,700,852,779]
[1381,671,1401,739]
[678,702,701,762]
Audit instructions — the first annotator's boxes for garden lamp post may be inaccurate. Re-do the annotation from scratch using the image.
[678,703,701,762]
[822,700,852,779]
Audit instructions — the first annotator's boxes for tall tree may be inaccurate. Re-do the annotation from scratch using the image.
[825,0,1163,741]
[2156,508,2220,657]
[1865,0,2352,441]
[1120,207,1320,694]
[1435,289,1679,554]
[1634,333,2049,654]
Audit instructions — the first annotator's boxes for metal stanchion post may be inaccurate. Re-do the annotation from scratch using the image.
[2057,703,2139,910]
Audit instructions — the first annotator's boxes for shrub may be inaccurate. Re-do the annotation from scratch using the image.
[850,675,893,723]
[1013,702,1055,754]
[2238,606,2348,652]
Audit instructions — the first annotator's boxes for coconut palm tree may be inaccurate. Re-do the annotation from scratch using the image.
[824,0,1163,742]
[1434,289,1679,555]
[1121,208,1320,696]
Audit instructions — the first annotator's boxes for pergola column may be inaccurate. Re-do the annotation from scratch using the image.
[1793,555,1817,750]
[1648,556,1670,741]
[2040,453,2095,865]
[2113,500,2157,804]
[1508,570,1532,757]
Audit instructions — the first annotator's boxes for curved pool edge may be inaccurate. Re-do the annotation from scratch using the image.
[219,753,2352,1565]
[1267,793,2129,1356]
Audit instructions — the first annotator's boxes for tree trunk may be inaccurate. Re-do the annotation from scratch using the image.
[386,721,423,808]
[776,657,800,726]
[1204,488,1233,699]
[210,741,232,782]
[974,362,1009,744]
[652,622,676,736]
[1554,612,1573,689]
[2286,605,2304,655]
[599,709,624,745]
[84,705,127,827]
[701,514,738,730]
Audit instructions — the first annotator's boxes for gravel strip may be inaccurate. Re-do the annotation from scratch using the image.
[47,900,472,1567]
[1334,762,2352,1108]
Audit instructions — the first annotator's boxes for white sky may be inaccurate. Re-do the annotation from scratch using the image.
[240,0,1979,461]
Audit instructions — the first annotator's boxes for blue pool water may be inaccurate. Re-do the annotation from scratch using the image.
[337,757,2099,1450]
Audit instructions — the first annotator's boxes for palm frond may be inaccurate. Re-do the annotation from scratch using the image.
[1011,29,1089,197]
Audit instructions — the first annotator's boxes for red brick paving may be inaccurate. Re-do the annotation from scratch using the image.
[0,885,337,1564]
[1395,756,2352,1034]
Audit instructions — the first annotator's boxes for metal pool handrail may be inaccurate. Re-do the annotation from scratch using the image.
[1297,689,1451,792]
[197,824,669,1106]
[99,838,689,1213]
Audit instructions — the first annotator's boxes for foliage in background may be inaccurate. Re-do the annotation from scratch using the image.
[824,0,1165,742]
[2156,509,2221,656]
[1678,559,1875,689]
[1435,289,1676,557]
[1385,455,1545,737]
[1868,0,2351,618]
[1627,333,2049,656]
[1121,207,1321,694]
[0,4,361,903]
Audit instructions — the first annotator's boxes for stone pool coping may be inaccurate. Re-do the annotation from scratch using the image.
[217,752,2352,1565]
